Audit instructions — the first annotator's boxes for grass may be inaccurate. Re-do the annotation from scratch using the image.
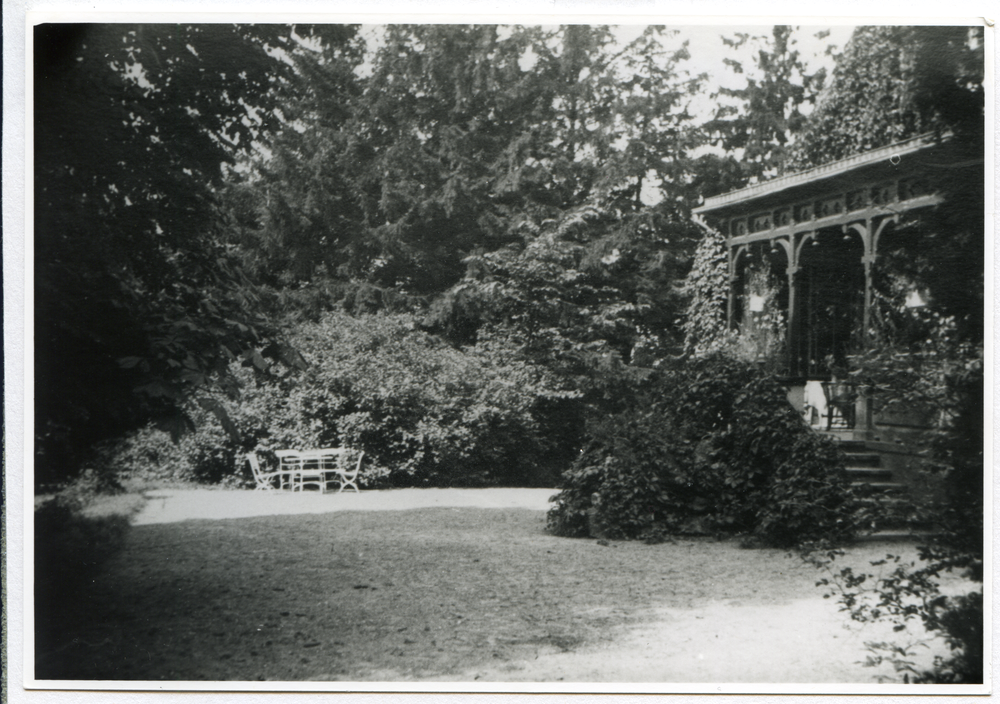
[35,501,870,682]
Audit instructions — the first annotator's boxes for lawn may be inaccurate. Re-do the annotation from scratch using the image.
[34,489,957,683]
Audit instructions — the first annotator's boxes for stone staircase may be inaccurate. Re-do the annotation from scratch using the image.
[837,440,902,492]
[821,435,915,529]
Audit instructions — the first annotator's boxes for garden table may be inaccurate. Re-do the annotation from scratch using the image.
[264,449,302,490]
[275,448,348,493]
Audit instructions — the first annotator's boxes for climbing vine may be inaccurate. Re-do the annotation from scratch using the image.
[683,228,787,365]
[682,226,730,355]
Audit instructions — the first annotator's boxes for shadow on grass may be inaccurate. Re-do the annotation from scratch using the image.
[34,497,137,678]
[31,504,846,682]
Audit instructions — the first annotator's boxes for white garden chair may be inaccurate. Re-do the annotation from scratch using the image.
[246,452,288,491]
[332,450,364,493]
[316,448,345,492]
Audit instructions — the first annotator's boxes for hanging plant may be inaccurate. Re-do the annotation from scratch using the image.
[734,257,787,365]
[683,229,787,366]
[745,267,773,311]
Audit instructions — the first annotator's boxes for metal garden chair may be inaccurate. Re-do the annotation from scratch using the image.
[332,449,364,493]
[245,452,289,491]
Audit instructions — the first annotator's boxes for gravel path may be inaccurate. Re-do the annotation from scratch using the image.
[134,487,557,524]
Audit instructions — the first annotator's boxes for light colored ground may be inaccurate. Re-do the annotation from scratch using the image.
[134,487,557,524]
[41,488,964,685]
[453,597,941,683]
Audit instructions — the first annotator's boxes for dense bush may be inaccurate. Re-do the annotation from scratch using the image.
[94,416,232,487]
[544,409,707,540]
[99,312,581,488]
[547,356,863,547]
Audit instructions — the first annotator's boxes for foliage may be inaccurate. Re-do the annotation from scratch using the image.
[33,24,358,485]
[801,343,985,683]
[219,31,368,288]
[545,408,708,540]
[705,26,828,183]
[733,263,788,366]
[548,357,863,546]
[94,405,235,487]
[806,546,982,683]
[849,307,983,544]
[430,200,699,371]
[35,23,743,488]
[802,298,984,684]
[794,26,984,167]
[234,24,706,335]
[99,312,581,488]
[681,229,787,369]
[281,313,578,487]
[681,225,730,355]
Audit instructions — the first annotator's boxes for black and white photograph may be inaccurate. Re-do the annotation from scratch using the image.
[14,11,990,693]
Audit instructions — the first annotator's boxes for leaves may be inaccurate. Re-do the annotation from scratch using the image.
[34,24,359,483]
[117,311,583,489]
[804,546,983,683]
[548,356,862,545]
[681,225,730,355]
[705,26,828,184]
[793,26,984,166]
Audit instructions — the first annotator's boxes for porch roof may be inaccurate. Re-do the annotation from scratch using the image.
[693,133,950,218]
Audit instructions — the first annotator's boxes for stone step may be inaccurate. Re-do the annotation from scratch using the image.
[832,440,870,452]
[814,430,920,508]
[854,528,934,543]
[853,481,907,494]
[845,466,894,481]
[840,452,882,467]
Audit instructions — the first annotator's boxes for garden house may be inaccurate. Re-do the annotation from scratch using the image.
[692,132,983,443]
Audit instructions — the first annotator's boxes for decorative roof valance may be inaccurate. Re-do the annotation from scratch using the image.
[692,133,980,247]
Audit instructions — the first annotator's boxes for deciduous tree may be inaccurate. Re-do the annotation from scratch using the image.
[794,25,984,165]
[34,23,354,482]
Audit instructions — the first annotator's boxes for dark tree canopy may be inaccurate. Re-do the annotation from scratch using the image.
[704,26,827,185]
[232,25,708,355]
[35,23,985,487]
[34,24,357,482]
